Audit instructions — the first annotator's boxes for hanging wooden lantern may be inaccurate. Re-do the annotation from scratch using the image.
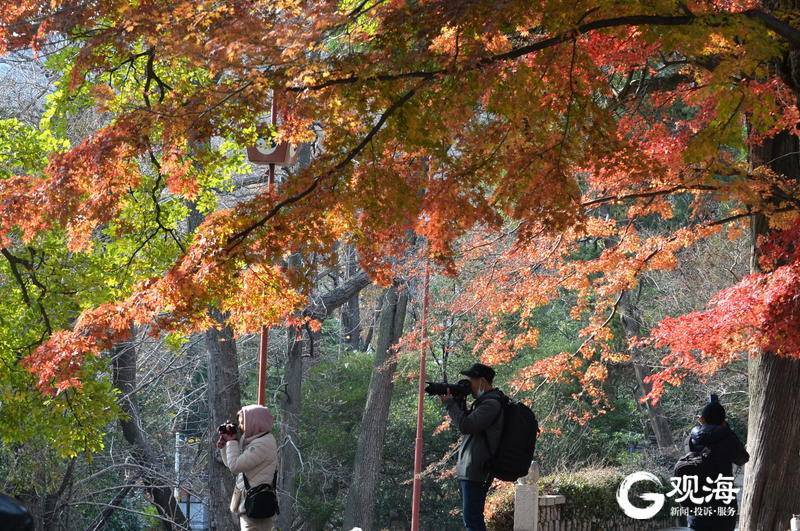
[246,136,296,165]
[247,92,296,166]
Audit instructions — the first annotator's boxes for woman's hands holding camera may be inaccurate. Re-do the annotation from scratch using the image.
[215,422,238,448]
[215,432,237,448]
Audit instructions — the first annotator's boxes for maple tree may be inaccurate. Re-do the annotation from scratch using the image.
[4,0,800,528]
[0,117,120,455]
[0,51,248,455]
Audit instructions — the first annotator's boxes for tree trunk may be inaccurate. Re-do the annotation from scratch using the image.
[618,290,677,454]
[86,483,135,531]
[184,199,243,531]
[342,282,409,531]
[205,310,242,531]
[277,326,304,530]
[340,245,364,351]
[277,271,372,530]
[741,349,800,530]
[740,131,800,531]
[41,458,75,531]
[111,338,188,530]
[362,290,386,352]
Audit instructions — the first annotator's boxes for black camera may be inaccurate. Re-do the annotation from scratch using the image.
[218,421,237,436]
[424,378,471,398]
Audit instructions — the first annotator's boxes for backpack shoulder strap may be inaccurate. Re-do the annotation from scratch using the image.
[242,472,251,491]
[479,394,508,459]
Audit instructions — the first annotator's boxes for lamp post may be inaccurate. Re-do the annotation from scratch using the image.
[411,256,431,530]
[247,92,293,405]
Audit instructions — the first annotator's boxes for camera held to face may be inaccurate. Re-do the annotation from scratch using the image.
[218,421,237,436]
[424,378,471,398]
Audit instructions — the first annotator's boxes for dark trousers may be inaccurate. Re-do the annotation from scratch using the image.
[689,523,736,531]
[458,479,491,531]
[688,520,736,531]
[688,502,738,531]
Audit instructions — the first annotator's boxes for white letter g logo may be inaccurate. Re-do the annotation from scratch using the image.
[616,471,665,520]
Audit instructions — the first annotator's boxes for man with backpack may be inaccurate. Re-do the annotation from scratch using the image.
[675,394,749,531]
[440,363,506,531]
[0,494,34,531]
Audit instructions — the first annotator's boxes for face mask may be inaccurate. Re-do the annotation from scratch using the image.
[476,386,486,398]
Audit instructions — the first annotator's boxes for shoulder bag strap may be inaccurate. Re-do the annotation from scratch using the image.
[240,433,271,491]
[242,454,276,491]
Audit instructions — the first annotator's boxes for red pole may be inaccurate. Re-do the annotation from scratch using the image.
[256,96,278,406]
[256,164,275,405]
[411,257,431,530]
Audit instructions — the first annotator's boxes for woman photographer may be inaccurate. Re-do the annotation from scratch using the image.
[217,404,278,531]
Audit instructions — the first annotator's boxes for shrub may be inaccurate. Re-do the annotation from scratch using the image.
[485,466,679,530]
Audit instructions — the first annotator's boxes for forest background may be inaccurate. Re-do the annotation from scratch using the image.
[2,1,800,529]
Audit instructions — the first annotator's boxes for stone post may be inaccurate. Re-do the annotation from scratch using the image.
[514,462,540,531]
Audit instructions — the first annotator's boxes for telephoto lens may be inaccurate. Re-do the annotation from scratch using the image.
[424,378,471,398]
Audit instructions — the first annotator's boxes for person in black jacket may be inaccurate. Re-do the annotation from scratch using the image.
[0,494,34,531]
[442,363,505,531]
[686,394,749,531]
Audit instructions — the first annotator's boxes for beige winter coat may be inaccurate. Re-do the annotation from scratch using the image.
[220,433,278,514]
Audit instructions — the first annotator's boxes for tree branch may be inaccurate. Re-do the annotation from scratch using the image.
[746,9,800,48]
[289,10,799,95]
[582,184,718,208]
[1,247,32,307]
[304,271,371,320]
[224,84,423,251]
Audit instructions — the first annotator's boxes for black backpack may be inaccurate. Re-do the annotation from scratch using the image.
[0,494,34,531]
[483,394,540,481]
[672,447,716,507]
